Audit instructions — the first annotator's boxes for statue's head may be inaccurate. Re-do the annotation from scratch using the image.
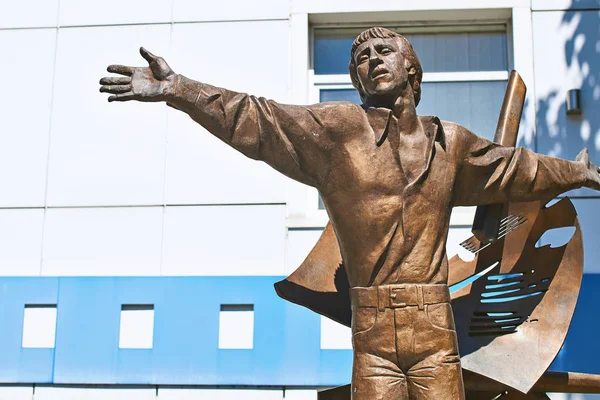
[349,27,422,106]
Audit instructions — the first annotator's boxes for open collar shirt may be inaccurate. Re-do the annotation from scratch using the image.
[171,75,588,288]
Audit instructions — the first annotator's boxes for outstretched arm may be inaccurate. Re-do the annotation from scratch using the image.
[99,48,334,187]
[452,126,600,206]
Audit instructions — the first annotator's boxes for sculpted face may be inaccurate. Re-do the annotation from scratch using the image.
[354,37,410,102]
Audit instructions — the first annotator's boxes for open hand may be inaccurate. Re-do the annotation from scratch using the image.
[100,47,176,102]
[576,148,600,191]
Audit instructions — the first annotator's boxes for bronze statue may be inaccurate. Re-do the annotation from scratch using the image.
[100,27,600,399]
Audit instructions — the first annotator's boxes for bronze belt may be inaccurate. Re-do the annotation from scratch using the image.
[351,284,450,311]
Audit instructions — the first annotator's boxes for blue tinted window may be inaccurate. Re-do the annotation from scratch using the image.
[314,29,507,75]
[418,80,507,140]
[319,88,361,103]
[314,36,355,75]
[409,33,507,73]
[319,82,506,141]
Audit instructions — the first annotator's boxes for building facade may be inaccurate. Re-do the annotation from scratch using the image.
[0,0,599,398]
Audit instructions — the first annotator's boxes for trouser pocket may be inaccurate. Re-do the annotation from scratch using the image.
[426,302,456,332]
[352,307,377,336]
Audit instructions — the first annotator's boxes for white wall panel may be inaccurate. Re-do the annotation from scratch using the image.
[446,227,475,262]
[0,209,44,276]
[0,0,58,28]
[170,21,290,111]
[59,0,173,27]
[173,0,289,22]
[532,10,588,117]
[287,227,475,277]
[42,207,163,276]
[292,0,530,14]
[450,207,476,226]
[532,11,600,175]
[0,387,33,400]
[163,120,288,205]
[46,25,170,207]
[35,388,156,400]
[218,305,254,349]
[119,306,155,349]
[0,29,55,207]
[512,7,537,149]
[290,13,309,105]
[159,389,283,399]
[161,205,286,275]
[21,306,57,348]
[320,316,352,350]
[286,229,322,275]
[533,0,600,10]
[164,21,290,205]
[284,390,318,400]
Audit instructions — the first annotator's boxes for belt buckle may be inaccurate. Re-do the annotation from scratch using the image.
[389,287,407,308]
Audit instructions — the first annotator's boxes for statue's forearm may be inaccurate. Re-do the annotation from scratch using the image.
[165,75,210,120]
[164,74,265,160]
[509,150,588,200]
[455,146,588,206]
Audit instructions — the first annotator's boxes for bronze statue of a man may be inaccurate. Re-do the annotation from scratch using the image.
[100,27,600,399]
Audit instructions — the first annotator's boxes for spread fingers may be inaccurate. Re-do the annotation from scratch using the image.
[100,85,132,94]
[107,64,133,76]
[99,76,131,85]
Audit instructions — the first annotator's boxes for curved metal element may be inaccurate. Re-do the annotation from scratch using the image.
[450,197,584,393]
[276,198,584,394]
[274,223,350,326]
[464,370,600,395]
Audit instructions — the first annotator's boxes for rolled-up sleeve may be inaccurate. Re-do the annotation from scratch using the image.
[452,127,587,206]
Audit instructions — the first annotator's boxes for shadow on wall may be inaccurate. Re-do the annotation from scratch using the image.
[535,1,600,181]
[537,4,600,398]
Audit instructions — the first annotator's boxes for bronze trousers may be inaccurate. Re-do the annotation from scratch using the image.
[350,284,465,399]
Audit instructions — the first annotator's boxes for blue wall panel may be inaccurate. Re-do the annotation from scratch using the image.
[0,276,598,385]
[551,274,600,373]
[31,277,352,386]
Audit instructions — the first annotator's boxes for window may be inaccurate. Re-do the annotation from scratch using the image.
[300,24,510,218]
[312,26,509,138]
[119,304,154,349]
[219,304,254,349]
[21,304,57,348]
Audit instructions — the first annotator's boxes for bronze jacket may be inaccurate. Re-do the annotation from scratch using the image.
[170,75,587,289]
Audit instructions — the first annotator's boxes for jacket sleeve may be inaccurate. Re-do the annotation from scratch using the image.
[167,74,335,188]
[452,126,588,206]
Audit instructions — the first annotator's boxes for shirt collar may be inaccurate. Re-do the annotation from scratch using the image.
[364,106,444,150]
[364,106,394,146]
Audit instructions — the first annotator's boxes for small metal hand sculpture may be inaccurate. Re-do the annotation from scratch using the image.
[100,47,176,103]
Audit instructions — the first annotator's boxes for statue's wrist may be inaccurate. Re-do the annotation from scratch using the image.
[582,167,599,190]
[163,74,179,102]
[585,169,598,188]
[166,74,201,108]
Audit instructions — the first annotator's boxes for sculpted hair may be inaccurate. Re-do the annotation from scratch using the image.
[349,27,423,106]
